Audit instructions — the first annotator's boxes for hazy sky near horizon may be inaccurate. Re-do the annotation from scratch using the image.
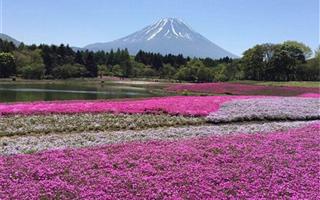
[2,0,319,56]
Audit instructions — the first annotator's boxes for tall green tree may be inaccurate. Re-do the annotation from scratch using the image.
[13,49,43,74]
[175,59,213,82]
[283,41,312,59]
[0,52,16,78]
[241,41,309,81]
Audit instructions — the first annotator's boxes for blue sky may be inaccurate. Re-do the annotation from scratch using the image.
[2,0,319,56]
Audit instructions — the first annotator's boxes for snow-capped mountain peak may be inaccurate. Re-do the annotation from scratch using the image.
[120,18,195,43]
[145,18,193,40]
[84,18,237,58]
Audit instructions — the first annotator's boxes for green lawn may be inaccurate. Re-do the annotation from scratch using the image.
[232,80,320,88]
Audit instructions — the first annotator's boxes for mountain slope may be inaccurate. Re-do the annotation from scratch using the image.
[0,33,21,46]
[84,18,237,58]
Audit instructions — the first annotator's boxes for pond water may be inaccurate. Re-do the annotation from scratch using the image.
[0,82,166,102]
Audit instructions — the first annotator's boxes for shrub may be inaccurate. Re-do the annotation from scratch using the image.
[52,64,87,79]
[20,64,45,79]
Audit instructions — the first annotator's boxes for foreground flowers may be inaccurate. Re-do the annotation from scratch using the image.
[0,123,319,199]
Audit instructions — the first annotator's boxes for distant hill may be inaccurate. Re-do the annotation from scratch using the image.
[84,18,237,59]
[0,33,21,46]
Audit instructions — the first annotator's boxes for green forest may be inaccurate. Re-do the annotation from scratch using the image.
[0,39,319,82]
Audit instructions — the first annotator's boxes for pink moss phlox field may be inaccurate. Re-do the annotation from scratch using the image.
[299,93,320,98]
[167,82,320,96]
[0,96,257,116]
[0,123,319,199]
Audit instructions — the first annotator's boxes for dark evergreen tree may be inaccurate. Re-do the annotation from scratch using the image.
[0,39,16,52]
[108,49,114,65]
[40,45,55,75]
[85,52,98,77]
[74,51,84,65]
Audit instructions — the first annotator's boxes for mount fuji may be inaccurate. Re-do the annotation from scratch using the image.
[84,18,237,58]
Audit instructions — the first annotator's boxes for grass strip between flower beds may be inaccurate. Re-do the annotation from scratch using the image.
[167,82,320,96]
[0,120,315,155]
[0,113,205,137]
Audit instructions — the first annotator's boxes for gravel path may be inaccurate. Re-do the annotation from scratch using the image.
[1,120,316,155]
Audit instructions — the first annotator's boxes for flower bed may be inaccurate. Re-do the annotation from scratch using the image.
[0,113,204,137]
[0,123,319,199]
[206,98,320,123]
[167,82,320,96]
[0,96,257,117]
[0,121,314,155]
[299,93,320,98]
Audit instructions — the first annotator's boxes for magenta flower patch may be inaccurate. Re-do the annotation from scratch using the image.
[0,96,257,116]
[299,93,320,98]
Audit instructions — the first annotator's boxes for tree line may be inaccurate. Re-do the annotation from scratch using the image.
[0,39,319,81]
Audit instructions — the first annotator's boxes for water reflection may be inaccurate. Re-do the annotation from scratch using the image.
[0,83,163,102]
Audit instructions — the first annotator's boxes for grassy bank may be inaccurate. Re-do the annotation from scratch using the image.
[1,77,318,88]
[232,80,320,88]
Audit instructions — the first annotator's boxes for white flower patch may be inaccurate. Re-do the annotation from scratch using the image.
[206,98,320,123]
